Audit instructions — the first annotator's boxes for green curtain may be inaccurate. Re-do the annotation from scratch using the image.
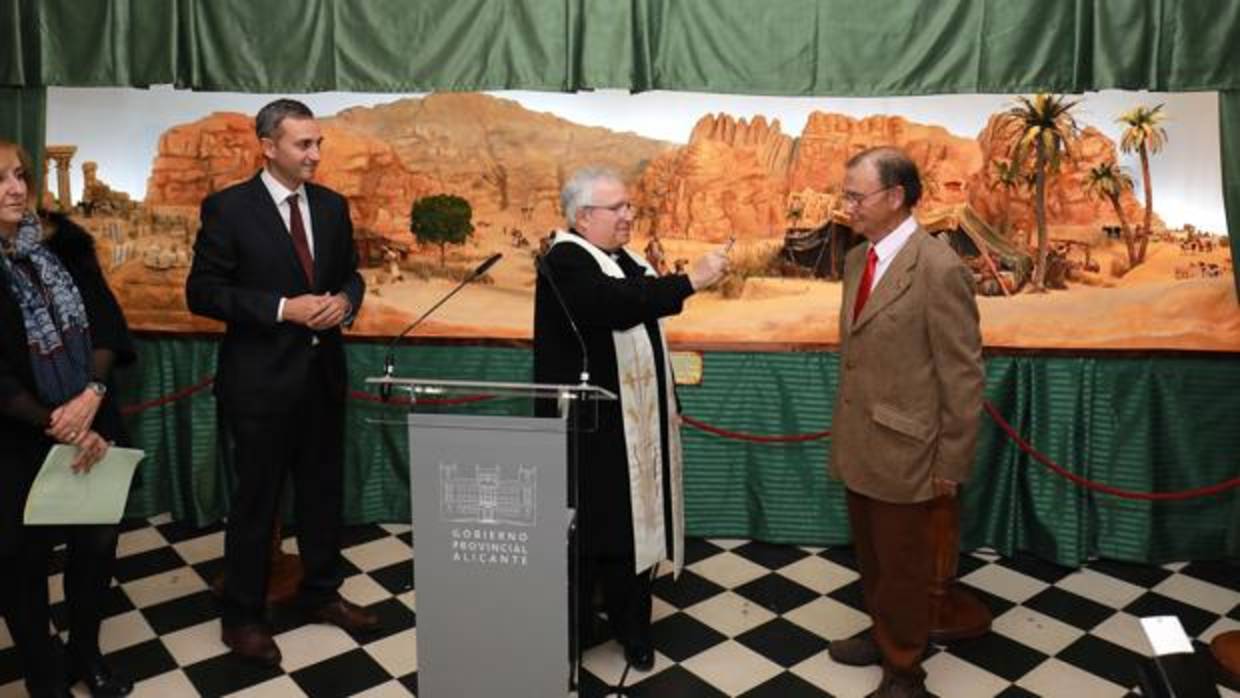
[119,338,1240,566]
[0,86,45,192]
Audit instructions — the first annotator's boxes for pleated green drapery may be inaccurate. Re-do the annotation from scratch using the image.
[119,339,1240,567]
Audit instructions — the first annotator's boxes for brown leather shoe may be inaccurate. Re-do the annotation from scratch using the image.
[829,631,882,666]
[221,624,281,668]
[310,599,381,633]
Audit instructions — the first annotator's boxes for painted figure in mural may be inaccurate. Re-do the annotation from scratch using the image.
[532,167,730,671]
[0,139,137,698]
[184,99,375,668]
[828,147,984,698]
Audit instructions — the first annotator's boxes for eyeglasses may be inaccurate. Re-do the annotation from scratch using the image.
[585,201,634,214]
[841,186,894,207]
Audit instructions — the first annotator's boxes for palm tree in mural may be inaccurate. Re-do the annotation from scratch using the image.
[1117,103,1168,264]
[995,93,1081,292]
[988,159,1024,240]
[1084,161,1137,267]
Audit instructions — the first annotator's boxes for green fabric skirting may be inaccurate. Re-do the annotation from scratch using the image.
[117,337,1239,567]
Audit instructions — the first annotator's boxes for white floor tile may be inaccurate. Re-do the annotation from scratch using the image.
[363,628,417,678]
[788,648,883,698]
[122,566,209,608]
[783,596,871,641]
[959,563,1049,603]
[990,605,1086,656]
[116,526,169,558]
[98,609,156,654]
[688,551,769,589]
[923,651,1012,698]
[1090,611,1155,657]
[1154,573,1240,615]
[342,537,414,572]
[683,590,776,637]
[775,554,858,595]
[1054,568,1147,609]
[679,640,783,695]
[225,675,309,697]
[1016,657,1129,698]
[130,669,199,698]
[159,619,228,667]
[274,623,360,673]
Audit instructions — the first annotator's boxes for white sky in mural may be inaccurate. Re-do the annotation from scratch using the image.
[48,86,1227,233]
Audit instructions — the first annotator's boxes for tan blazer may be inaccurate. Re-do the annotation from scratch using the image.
[829,228,984,503]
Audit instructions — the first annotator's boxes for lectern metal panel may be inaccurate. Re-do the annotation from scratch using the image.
[408,413,569,698]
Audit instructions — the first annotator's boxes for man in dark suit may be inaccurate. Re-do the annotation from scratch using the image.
[533,167,728,671]
[186,98,376,667]
[827,147,984,698]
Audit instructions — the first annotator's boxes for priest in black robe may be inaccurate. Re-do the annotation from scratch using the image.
[533,167,729,671]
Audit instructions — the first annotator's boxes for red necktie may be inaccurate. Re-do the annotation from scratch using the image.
[287,193,315,286]
[852,247,878,321]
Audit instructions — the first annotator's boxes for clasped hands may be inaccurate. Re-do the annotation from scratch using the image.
[284,292,352,330]
[46,388,109,472]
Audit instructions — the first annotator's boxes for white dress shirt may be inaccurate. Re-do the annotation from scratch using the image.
[864,214,918,293]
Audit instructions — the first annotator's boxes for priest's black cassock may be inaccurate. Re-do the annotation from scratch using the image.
[533,229,692,648]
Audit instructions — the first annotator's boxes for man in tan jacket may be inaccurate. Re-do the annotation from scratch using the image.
[827,147,984,698]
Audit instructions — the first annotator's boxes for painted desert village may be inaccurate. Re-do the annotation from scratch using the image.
[44,92,1238,350]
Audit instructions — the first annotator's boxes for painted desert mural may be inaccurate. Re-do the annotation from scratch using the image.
[44,90,1237,350]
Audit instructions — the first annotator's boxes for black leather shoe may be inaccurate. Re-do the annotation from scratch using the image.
[221,623,282,668]
[67,656,133,698]
[308,598,381,634]
[624,642,655,672]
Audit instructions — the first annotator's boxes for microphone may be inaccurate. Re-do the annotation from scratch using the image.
[380,252,503,399]
[534,252,590,385]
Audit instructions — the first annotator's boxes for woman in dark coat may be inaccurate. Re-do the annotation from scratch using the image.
[0,140,136,698]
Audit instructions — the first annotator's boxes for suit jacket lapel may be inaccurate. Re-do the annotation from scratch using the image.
[246,174,312,291]
[851,229,924,333]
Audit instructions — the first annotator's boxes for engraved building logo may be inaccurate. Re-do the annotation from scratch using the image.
[440,464,537,527]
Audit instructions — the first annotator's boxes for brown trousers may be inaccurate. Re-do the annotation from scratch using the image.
[846,489,934,683]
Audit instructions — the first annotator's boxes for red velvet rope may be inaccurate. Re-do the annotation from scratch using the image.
[680,414,831,443]
[118,377,1239,501]
[982,401,1240,501]
[119,375,215,416]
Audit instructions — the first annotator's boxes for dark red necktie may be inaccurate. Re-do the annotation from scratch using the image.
[852,247,878,321]
[287,193,315,286]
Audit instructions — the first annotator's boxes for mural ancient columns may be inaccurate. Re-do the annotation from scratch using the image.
[44,144,77,211]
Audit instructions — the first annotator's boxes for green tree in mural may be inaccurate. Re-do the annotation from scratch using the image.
[1117,103,1168,264]
[410,194,475,267]
[996,93,1081,292]
[1084,161,1138,268]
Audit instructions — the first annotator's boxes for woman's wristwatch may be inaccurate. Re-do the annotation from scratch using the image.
[86,380,108,397]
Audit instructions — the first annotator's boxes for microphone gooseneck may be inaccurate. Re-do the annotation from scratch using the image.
[534,252,590,385]
[380,252,503,399]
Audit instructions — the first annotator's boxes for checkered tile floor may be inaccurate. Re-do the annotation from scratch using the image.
[1,515,1236,697]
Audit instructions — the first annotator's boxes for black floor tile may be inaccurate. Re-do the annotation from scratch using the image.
[626,664,729,698]
[288,647,392,698]
[1123,591,1220,637]
[1087,559,1173,589]
[1056,634,1144,690]
[818,546,859,571]
[650,612,727,662]
[0,646,24,685]
[337,524,396,549]
[994,685,1040,697]
[825,579,867,614]
[140,589,220,635]
[50,584,135,631]
[398,670,417,695]
[995,552,1074,584]
[734,573,820,615]
[344,597,415,643]
[183,651,284,696]
[368,559,414,595]
[957,580,1018,618]
[100,638,179,683]
[1177,560,1240,592]
[739,670,834,697]
[154,519,225,545]
[731,540,810,570]
[945,632,1048,681]
[111,547,187,583]
[683,537,726,566]
[652,569,725,609]
[735,617,829,668]
[1023,586,1115,631]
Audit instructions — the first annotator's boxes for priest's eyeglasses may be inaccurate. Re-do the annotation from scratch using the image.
[841,186,894,207]
[585,201,634,214]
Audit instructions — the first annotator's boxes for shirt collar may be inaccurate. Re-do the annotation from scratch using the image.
[260,168,307,207]
[871,214,918,263]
